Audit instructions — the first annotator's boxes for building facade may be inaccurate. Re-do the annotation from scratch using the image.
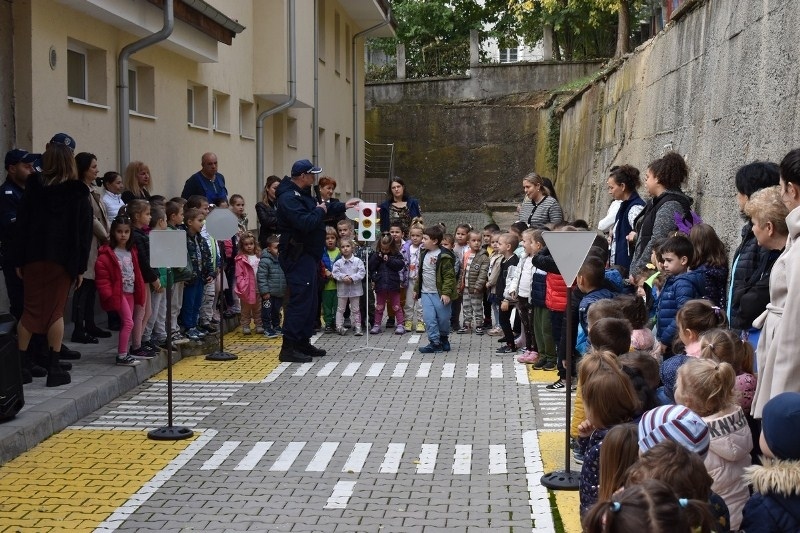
[2,0,394,210]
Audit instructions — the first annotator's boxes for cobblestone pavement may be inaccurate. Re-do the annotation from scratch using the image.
[0,213,589,533]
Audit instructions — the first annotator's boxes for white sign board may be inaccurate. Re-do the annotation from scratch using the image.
[541,231,598,287]
[149,230,188,268]
[205,208,239,240]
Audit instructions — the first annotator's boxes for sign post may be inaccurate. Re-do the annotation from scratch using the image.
[204,207,240,362]
[539,230,598,490]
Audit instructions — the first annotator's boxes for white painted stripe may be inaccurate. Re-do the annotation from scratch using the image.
[200,440,240,470]
[263,362,292,383]
[341,362,362,376]
[515,362,529,384]
[222,402,251,406]
[306,442,340,472]
[453,444,472,474]
[491,363,503,379]
[466,363,479,378]
[489,444,507,474]
[380,443,405,473]
[293,363,314,376]
[416,362,431,377]
[408,334,421,344]
[442,363,455,378]
[325,480,357,510]
[523,430,556,532]
[391,363,408,377]
[234,441,273,471]
[400,350,414,360]
[366,362,385,377]
[342,443,372,473]
[94,429,217,532]
[416,444,438,474]
[270,441,306,471]
[316,362,339,377]
[310,331,323,344]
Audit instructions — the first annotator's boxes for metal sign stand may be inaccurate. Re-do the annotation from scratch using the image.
[204,208,241,362]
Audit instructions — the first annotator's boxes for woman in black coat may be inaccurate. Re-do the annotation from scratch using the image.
[256,175,280,248]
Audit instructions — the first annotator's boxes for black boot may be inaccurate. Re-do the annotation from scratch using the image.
[45,348,71,387]
[441,335,451,352]
[24,342,48,378]
[19,348,33,384]
[296,340,327,358]
[58,345,81,360]
[278,339,311,363]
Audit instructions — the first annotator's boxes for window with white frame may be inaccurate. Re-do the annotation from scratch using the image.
[187,83,209,127]
[127,62,155,116]
[239,100,255,138]
[212,91,230,133]
[67,39,108,105]
[499,48,518,63]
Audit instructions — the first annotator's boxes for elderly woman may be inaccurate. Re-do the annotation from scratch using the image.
[316,176,345,228]
[752,149,800,418]
[71,152,111,344]
[256,175,281,248]
[605,165,645,274]
[13,141,93,386]
[379,177,421,237]
[121,160,153,203]
[522,173,563,228]
[728,162,780,328]
[628,152,694,277]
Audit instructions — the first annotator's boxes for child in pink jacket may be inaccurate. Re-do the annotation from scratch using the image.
[234,234,262,334]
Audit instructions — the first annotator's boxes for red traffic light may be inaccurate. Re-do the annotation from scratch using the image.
[361,207,373,217]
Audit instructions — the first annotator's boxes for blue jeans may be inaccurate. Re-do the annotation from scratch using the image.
[180,279,205,329]
[421,293,451,344]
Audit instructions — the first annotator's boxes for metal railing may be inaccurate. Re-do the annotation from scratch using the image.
[364,140,394,183]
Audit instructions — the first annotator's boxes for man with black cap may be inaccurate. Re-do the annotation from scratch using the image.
[0,149,37,318]
[275,159,358,362]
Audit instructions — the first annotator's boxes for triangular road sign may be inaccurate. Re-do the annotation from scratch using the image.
[541,231,598,287]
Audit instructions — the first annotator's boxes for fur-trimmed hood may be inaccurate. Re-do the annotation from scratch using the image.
[744,458,800,497]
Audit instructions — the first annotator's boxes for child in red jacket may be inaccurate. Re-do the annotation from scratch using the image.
[95,216,147,366]
[234,233,262,334]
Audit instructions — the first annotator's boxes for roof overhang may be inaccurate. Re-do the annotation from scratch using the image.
[339,0,397,38]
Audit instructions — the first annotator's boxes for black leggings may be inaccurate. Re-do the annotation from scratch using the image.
[72,278,97,333]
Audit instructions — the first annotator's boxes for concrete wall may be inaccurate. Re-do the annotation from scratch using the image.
[541,0,800,251]
[365,62,602,212]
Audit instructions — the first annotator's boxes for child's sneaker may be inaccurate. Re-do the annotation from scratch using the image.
[354,326,364,336]
[324,325,335,333]
[242,326,251,335]
[264,329,279,339]
[517,350,539,364]
[130,346,157,359]
[415,322,426,333]
[543,361,558,371]
[337,326,348,336]
[142,340,160,353]
[488,327,503,336]
[456,325,470,334]
[116,354,140,366]
[185,328,204,341]
[546,378,565,390]
[370,325,382,335]
[275,326,283,334]
[199,322,218,334]
[418,342,443,354]
[404,320,412,331]
[474,327,485,335]
[255,326,265,334]
[171,332,191,345]
[496,345,515,354]
[394,325,406,335]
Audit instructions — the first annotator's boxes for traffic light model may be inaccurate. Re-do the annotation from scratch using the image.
[358,203,378,241]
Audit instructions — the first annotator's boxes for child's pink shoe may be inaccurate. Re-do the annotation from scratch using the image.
[517,350,539,364]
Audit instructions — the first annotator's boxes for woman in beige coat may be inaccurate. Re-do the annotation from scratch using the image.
[752,148,800,418]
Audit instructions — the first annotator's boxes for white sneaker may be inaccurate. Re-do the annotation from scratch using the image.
[242,326,251,335]
[354,326,363,336]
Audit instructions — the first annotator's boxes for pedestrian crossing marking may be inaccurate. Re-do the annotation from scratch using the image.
[380,443,405,473]
[408,334,421,344]
[392,362,408,377]
[466,363,479,378]
[270,441,306,471]
[489,444,507,474]
[417,362,431,377]
[263,360,520,381]
[325,480,356,509]
[442,363,455,378]
[200,440,240,470]
[491,363,503,378]
[416,444,438,474]
[306,442,340,472]
[235,441,273,471]
[400,350,414,360]
[343,443,372,473]
[366,362,385,376]
[293,363,314,376]
[341,362,361,376]
[316,362,339,376]
[453,444,471,474]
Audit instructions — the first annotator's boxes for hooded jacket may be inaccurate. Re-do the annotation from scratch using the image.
[94,245,146,312]
[234,253,259,304]
[630,188,694,276]
[256,249,286,297]
[703,405,753,529]
[741,459,800,532]
[655,269,705,346]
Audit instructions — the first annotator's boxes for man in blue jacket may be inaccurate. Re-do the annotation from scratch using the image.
[276,159,358,362]
[181,152,228,205]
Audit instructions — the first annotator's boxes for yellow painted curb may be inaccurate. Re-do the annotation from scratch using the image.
[0,429,197,532]
[539,431,581,533]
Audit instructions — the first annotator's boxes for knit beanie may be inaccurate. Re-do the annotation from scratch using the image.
[638,405,710,458]
[761,392,800,461]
